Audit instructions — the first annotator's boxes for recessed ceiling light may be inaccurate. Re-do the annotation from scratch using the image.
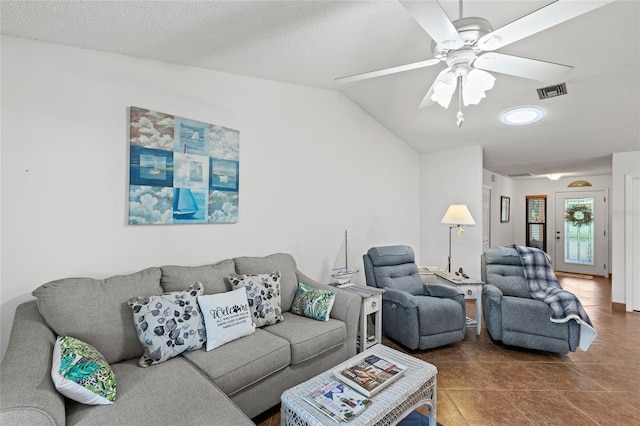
[500,106,545,126]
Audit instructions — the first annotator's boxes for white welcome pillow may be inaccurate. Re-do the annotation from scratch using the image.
[197,288,255,351]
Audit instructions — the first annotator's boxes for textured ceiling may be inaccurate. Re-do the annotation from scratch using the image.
[2,0,639,178]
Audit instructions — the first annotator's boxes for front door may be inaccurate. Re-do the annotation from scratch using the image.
[554,191,608,277]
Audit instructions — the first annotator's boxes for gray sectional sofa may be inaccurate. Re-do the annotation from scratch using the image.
[0,253,361,425]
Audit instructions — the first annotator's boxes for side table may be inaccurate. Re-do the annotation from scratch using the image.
[420,271,484,336]
[335,283,383,352]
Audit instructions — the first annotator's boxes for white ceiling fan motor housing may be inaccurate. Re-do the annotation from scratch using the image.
[431,17,493,58]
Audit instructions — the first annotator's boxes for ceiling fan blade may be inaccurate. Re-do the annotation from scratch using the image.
[474,52,573,82]
[400,0,464,50]
[477,0,614,51]
[335,59,440,84]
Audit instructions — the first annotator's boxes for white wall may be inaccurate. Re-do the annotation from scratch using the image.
[612,151,640,305]
[511,174,612,271]
[420,145,483,278]
[482,170,515,247]
[0,37,422,359]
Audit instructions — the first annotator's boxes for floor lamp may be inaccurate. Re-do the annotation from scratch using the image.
[441,204,476,273]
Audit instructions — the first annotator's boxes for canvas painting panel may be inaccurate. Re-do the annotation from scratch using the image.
[128,106,239,225]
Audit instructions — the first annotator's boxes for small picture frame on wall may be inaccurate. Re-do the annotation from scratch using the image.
[501,196,510,223]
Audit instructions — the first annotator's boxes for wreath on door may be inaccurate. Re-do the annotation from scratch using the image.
[565,204,593,227]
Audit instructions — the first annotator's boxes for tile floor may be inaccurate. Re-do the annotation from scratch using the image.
[254,275,640,425]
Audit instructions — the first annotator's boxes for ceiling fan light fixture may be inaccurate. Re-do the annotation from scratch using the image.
[462,69,495,106]
[431,71,457,109]
[500,106,545,125]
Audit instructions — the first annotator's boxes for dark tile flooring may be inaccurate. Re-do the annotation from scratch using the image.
[254,275,640,425]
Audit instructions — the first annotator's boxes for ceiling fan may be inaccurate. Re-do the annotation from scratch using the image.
[336,0,614,126]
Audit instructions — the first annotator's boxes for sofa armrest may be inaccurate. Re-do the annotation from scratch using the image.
[295,271,361,358]
[0,301,66,426]
[381,288,418,309]
[483,283,504,301]
[423,282,462,298]
[482,284,504,341]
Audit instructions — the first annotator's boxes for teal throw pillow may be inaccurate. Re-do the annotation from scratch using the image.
[290,283,336,322]
[51,336,116,405]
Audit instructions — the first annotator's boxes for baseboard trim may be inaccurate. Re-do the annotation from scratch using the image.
[612,302,626,312]
[555,271,594,279]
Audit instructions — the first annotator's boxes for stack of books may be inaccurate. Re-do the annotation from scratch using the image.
[302,353,406,422]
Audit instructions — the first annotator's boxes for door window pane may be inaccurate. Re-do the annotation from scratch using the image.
[564,197,595,265]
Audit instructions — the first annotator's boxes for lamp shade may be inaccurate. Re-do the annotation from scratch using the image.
[441,204,476,225]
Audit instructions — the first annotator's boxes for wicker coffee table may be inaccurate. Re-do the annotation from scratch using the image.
[280,344,437,426]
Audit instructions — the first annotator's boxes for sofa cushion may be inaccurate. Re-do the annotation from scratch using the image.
[51,336,116,405]
[32,267,163,364]
[65,357,254,426]
[416,297,465,335]
[485,264,531,298]
[502,296,570,339]
[484,246,522,265]
[198,288,256,351]
[366,245,415,266]
[233,253,298,311]
[128,282,206,367]
[183,328,290,397]
[373,265,424,296]
[290,282,336,322]
[161,259,235,294]
[228,271,283,327]
[264,312,346,365]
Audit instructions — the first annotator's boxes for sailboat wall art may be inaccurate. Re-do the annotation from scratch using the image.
[128,106,239,225]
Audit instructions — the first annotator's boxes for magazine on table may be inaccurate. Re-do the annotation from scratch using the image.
[302,380,372,422]
[333,353,406,397]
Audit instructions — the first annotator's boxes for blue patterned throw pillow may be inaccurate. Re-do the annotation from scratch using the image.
[228,271,283,327]
[51,336,116,405]
[128,282,206,367]
[290,283,337,322]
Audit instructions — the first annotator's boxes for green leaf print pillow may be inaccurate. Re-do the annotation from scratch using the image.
[51,336,116,405]
[290,283,336,322]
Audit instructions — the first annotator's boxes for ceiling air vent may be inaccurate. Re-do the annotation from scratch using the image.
[506,173,533,178]
[537,82,567,100]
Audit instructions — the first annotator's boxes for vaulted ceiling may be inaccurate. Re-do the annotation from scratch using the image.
[2,0,638,178]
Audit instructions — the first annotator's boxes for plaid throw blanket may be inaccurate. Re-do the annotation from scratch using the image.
[514,244,597,351]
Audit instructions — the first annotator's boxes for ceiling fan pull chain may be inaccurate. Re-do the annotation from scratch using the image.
[457,75,464,127]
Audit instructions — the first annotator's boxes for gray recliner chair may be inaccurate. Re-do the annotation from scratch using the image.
[481,246,579,354]
[363,245,466,350]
